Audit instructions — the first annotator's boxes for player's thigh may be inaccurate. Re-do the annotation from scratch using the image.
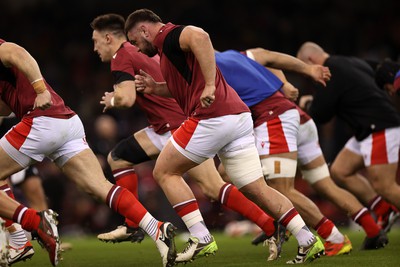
[154,140,198,179]
[135,128,167,158]
[0,141,29,180]
[366,163,398,190]
[61,149,112,201]
[331,144,364,179]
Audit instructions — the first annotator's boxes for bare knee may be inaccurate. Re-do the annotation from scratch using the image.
[153,165,167,184]
[107,152,133,170]
[330,164,346,184]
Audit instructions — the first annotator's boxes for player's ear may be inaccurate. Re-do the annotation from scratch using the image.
[140,25,149,38]
[105,33,112,43]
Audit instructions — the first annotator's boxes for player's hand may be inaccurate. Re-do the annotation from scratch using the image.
[281,82,299,102]
[135,69,156,94]
[200,84,215,108]
[33,90,53,110]
[100,91,114,113]
[309,65,331,87]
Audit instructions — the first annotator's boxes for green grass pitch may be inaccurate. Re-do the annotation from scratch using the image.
[15,227,400,267]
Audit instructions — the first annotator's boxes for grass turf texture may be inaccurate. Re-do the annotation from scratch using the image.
[15,228,400,267]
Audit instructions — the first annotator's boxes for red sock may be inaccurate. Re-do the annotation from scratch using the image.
[174,199,199,217]
[314,217,334,240]
[219,183,275,236]
[368,196,391,217]
[106,185,147,225]
[278,208,298,228]
[352,208,381,237]
[13,205,40,232]
[1,184,17,227]
[113,168,139,228]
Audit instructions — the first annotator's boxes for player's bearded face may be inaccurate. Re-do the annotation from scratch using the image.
[140,39,158,57]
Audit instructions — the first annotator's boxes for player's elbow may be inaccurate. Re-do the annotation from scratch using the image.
[115,95,135,108]
[190,28,211,46]
[2,43,30,67]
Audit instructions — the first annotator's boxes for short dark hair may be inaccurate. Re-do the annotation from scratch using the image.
[125,9,162,33]
[90,14,125,36]
[375,59,400,89]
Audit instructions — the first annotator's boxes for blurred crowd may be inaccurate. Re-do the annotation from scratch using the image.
[1,0,400,236]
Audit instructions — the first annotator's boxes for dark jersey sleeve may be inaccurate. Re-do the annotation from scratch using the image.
[112,70,135,85]
[163,26,185,55]
[162,26,194,84]
[110,49,135,85]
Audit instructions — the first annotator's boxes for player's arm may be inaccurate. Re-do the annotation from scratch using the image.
[135,70,172,97]
[180,26,216,107]
[267,67,299,102]
[113,80,137,107]
[247,47,331,87]
[0,42,43,82]
[100,80,137,112]
[0,42,52,109]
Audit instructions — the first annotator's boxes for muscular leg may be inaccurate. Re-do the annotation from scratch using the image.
[365,163,400,210]
[302,155,364,216]
[330,148,377,205]
[0,147,26,219]
[327,146,391,248]
[264,152,323,228]
[62,149,155,229]
[154,140,217,263]
[153,141,198,206]
[219,147,318,250]
[61,149,113,201]
[188,159,276,237]
[300,155,381,239]
[98,129,163,243]
[187,159,223,200]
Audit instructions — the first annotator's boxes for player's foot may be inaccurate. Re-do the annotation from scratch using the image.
[155,222,177,267]
[251,231,268,246]
[361,230,388,250]
[264,223,287,261]
[31,209,61,266]
[286,236,324,264]
[378,206,399,233]
[324,235,352,256]
[175,236,218,263]
[97,224,145,243]
[0,219,9,267]
[7,241,35,265]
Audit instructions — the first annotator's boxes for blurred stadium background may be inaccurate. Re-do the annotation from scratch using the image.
[1,0,399,237]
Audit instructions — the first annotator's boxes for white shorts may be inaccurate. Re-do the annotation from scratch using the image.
[254,109,299,156]
[344,126,400,166]
[0,115,89,168]
[171,112,256,163]
[297,119,323,166]
[143,127,173,151]
[171,112,263,188]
